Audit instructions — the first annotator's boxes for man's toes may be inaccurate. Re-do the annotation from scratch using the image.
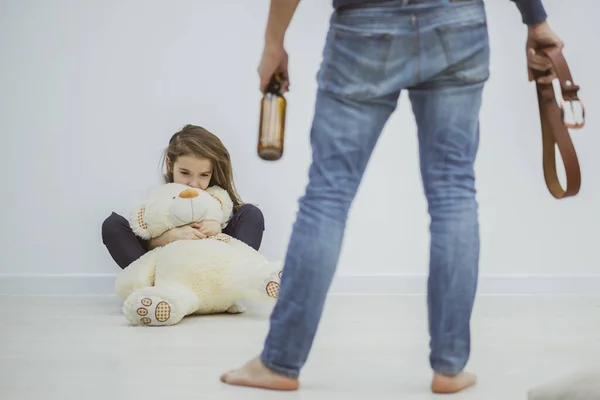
[220,369,236,383]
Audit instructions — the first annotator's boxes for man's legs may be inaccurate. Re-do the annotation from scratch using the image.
[409,83,483,392]
[222,0,489,392]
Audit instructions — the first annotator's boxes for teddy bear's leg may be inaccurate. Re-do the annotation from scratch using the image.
[115,248,159,300]
[233,260,283,302]
[122,282,201,326]
[262,261,283,300]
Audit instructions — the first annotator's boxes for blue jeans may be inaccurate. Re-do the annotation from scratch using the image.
[261,0,489,378]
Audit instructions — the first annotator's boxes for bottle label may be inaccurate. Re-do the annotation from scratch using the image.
[261,97,282,148]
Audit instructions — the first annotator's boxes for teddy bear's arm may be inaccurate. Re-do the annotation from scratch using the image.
[115,248,159,299]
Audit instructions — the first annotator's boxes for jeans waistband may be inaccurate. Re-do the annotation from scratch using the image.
[338,0,481,10]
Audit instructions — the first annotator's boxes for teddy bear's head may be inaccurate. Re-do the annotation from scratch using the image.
[129,183,233,240]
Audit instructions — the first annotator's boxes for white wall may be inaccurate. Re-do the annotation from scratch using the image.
[1,0,598,293]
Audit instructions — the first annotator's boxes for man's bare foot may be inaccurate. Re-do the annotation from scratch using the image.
[431,372,477,394]
[220,357,300,391]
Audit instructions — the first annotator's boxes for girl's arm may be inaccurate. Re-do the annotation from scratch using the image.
[147,225,207,249]
[147,231,172,250]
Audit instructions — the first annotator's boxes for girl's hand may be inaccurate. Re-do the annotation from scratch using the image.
[148,224,205,250]
[168,225,207,241]
[192,220,222,238]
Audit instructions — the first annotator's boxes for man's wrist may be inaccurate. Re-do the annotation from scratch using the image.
[265,28,285,46]
[529,20,548,30]
[513,0,547,26]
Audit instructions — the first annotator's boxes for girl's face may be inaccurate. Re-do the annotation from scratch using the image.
[169,155,213,190]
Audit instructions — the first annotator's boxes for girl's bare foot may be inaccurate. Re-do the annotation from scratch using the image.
[431,372,477,394]
[220,357,300,391]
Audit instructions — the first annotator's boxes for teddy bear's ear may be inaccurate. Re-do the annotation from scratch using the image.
[205,186,234,223]
[129,201,151,240]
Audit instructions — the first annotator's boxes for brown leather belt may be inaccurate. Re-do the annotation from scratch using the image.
[532,47,585,199]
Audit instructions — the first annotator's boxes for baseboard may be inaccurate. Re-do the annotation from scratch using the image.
[1,273,599,296]
[329,273,600,296]
[0,274,118,296]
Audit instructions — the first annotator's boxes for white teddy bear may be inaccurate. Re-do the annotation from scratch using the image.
[115,182,282,326]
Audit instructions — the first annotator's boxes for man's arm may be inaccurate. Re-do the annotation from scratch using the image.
[264,0,301,47]
[258,0,301,93]
[511,0,547,26]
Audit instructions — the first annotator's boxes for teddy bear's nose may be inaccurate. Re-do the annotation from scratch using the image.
[179,189,199,199]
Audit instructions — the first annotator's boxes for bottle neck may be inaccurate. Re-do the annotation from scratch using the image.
[266,75,282,96]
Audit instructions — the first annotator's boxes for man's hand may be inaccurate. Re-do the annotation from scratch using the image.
[526,21,564,84]
[192,220,221,238]
[258,0,300,93]
[258,43,289,94]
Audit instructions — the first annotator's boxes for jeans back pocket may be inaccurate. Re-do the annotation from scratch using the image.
[317,21,395,99]
[434,6,490,84]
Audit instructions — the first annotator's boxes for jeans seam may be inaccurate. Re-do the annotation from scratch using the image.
[320,29,336,93]
[414,15,421,83]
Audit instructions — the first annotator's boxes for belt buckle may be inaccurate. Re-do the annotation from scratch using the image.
[552,78,585,129]
[560,98,586,129]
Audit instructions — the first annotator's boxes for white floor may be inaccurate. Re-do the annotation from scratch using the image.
[1,295,599,400]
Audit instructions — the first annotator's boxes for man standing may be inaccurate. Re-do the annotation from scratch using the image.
[222,0,563,393]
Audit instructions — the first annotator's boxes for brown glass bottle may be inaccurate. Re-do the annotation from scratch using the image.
[258,73,286,161]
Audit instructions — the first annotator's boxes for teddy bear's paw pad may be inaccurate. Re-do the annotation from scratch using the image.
[154,301,171,322]
[212,233,232,244]
[136,298,172,324]
[266,281,280,298]
[125,295,177,326]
